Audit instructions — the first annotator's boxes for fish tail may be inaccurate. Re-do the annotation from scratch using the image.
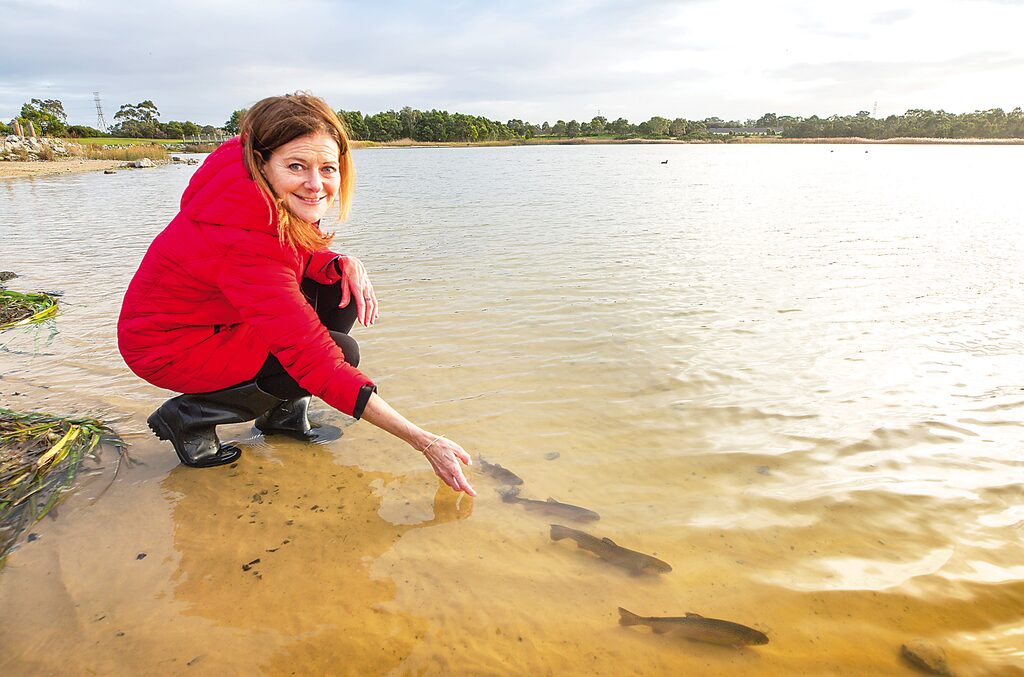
[618,607,642,626]
[549,524,573,541]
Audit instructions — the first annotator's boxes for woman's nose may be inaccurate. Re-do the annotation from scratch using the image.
[305,170,323,191]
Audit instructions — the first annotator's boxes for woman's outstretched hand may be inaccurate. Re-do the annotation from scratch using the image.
[420,434,477,496]
[359,393,477,497]
[337,255,379,326]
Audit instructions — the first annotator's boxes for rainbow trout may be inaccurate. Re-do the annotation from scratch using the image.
[478,457,524,486]
[618,607,769,647]
[549,524,671,574]
[499,488,600,522]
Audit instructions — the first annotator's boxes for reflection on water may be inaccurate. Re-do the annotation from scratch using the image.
[1,145,1023,675]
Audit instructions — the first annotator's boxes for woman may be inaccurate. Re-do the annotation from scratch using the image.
[118,93,475,496]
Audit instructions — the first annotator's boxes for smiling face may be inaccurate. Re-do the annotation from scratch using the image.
[260,132,341,224]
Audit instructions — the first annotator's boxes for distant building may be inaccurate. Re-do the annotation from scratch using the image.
[707,127,784,135]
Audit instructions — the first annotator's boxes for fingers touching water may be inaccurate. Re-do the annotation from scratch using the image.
[422,435,477,497]
[359,394,475,497]
[337,255,379,326]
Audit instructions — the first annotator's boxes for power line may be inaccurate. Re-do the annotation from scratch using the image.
[94,92,107,132]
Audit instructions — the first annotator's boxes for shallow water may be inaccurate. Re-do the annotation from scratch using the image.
[1,144,1022,675]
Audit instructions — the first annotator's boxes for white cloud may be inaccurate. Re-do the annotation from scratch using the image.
[0,0,1021,125]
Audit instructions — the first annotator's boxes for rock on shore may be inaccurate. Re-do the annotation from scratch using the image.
[1,135,76,161]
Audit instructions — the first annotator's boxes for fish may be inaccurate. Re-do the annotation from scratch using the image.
[549,524,671,574]
[618,607,769,647]
[499,488,600,522]
[478,456,524,486]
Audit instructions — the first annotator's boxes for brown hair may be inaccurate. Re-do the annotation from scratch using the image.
[240,93,355,251]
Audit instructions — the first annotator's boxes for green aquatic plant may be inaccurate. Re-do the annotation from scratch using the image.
[0,290,59,330]
[0,408,124,566]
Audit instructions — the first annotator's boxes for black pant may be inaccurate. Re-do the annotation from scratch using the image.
[253,279,360,400]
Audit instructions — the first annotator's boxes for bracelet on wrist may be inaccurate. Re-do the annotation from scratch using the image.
[422,434,445,453]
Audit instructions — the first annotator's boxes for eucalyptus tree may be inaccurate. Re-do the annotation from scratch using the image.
[19,99,68,136]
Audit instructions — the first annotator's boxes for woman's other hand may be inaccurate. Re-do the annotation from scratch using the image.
[421,434,477,497]
[338,255,379,326]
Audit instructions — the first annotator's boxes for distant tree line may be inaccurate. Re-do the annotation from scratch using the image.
[6,98,222,139]
[105,100,221,138]
[335,107,519,143]
[6,98,1024,142]
[777,108,1024,139]
[324,107,1024,142]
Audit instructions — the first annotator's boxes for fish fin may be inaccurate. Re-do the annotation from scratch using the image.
[617,608,640,626]
[602,537,618,546]
[652,626,672,634]
[546,497,556,503]
[685,612,704,618]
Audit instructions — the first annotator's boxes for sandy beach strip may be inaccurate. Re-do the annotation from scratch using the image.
[0,159,126,180]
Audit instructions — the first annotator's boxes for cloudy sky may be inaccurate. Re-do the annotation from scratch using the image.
[2,0,1022,128]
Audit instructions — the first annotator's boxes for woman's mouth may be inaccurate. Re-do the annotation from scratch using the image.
[294,195,324,205]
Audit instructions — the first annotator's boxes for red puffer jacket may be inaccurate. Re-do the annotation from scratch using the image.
[117,137,374,416]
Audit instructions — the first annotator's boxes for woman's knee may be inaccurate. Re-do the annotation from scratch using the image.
[329,330,360,367]
[302,278,357,333]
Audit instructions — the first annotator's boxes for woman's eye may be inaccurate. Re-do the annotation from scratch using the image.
[322,166,337,175]
[288,163,304,171]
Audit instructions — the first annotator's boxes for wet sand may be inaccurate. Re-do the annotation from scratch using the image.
[0,159,124,180]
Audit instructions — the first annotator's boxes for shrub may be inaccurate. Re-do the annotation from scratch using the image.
[169,142,218,153]
[81,144,168,161]
[65,125,105,138]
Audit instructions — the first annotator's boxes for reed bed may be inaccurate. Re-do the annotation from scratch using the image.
[75,144,169,161]
[0,289,59,329]
[0,409,124,565]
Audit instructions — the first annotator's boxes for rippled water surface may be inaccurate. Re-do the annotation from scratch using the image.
[1,144,1022,675]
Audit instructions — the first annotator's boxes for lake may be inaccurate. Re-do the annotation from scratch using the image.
[1,143,1022,675]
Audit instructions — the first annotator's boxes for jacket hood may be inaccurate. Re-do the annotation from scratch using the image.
[180,136,277,234]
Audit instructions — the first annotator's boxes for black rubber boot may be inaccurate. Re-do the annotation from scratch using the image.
[253,396,342,444]
[147,382,281,468]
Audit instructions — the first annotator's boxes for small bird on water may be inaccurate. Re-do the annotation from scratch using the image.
[661,160,669,164]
